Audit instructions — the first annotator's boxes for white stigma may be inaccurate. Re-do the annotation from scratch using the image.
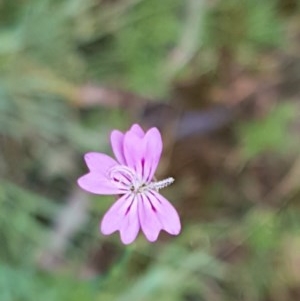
[108,165,174,194]
[148,177,175,191]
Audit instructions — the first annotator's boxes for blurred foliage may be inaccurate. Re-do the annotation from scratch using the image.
[204,0,282,51]
[1,0,300,300]
[239,103,297,160]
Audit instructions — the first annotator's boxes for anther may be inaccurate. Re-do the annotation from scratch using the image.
[149,177,175,191]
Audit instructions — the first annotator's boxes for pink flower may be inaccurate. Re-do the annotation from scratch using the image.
[77,124,181,244]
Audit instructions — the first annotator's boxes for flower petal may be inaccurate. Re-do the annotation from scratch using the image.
[77,172,121,195]
[143,128,163,182]
[100,193,140,244]
[110,130,126,164]
[123,128,145,176]
[146,190,181,235]
[130,124,145,138]
[84,152,118,174]
[119,198,140,244]
[123,126,162,182]
[101,193,132,234]
[138,193,162,242]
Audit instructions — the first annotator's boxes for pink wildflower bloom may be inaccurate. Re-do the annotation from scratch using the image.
[77,124,181,244]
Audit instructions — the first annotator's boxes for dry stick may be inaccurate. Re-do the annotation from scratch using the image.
[38,188,90,271]
[164,0,206,79]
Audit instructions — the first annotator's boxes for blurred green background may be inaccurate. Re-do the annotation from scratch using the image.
[1,0,300,300]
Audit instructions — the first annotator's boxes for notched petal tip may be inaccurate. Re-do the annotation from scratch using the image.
[110,130,123,145]
[120,233,138,245]
[77,174,93,191]
[144,232,160,243]
[110,130,126,164]
[147,191,181,237]
[138,194,162,242]
[129,124,145,138]
[166,223,181,236]
[77,172,120,195]
[101,227,138,245]
[100,194,140,244]
[83,151,101,162]
[100,219,115,236]
[83,152,118,174]
[142,127,163,181]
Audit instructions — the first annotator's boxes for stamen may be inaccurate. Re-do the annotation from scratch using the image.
[149,177,174,191]
[108,165,136,180]
[108,165,141,191]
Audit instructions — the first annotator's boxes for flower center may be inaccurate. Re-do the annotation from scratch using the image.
[108,165,174,194]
